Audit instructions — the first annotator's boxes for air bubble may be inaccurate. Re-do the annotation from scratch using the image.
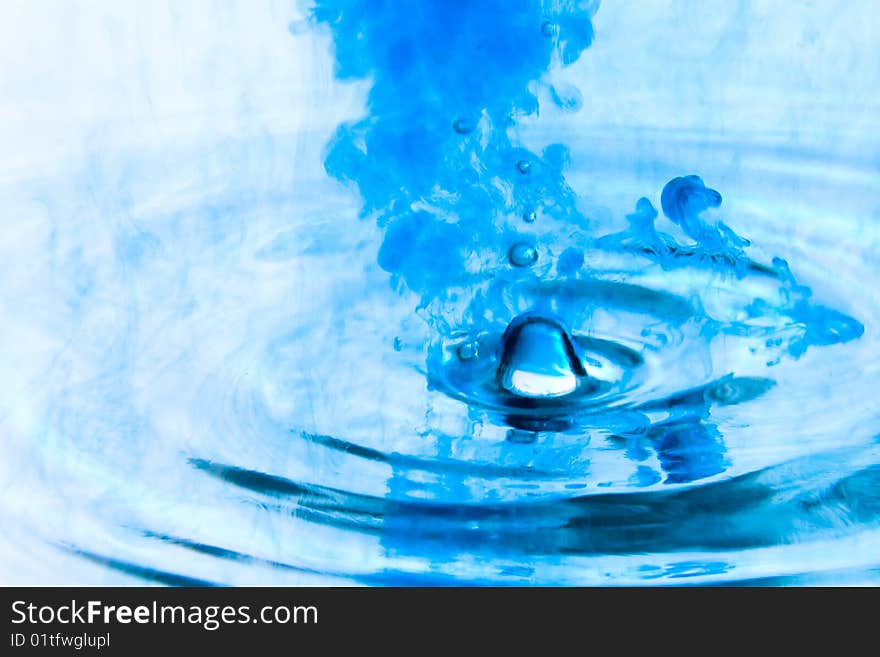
[508,242,538,267]
[452,117,475,134]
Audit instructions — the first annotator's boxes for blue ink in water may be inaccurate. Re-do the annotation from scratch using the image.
[311,1,862,428]
[304,1,873,586]
[315,0,596,301]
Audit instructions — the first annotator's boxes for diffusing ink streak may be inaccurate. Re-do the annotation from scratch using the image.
[312,0,598,299]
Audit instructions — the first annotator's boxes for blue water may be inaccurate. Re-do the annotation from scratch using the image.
[1,1,879,585]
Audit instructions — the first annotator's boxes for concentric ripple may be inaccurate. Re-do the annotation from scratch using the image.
[0,131,878,585]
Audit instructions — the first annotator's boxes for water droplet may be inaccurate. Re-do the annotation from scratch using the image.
[496,313,587,398]
[456,340,479,360]
[516,160,532,174]
[452,117,475,134]
[508,242,538,268]
[523,209,537,223]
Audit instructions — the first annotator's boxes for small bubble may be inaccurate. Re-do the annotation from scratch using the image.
[456,341,479,360]
[516,160,532,174]
[523,209,537,223]
[508,242,538,267]
[452,118,475,134]
[540,21,557,37]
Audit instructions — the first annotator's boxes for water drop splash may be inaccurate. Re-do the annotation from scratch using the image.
[7,2,875,587]
[311,0,865,446]
[496,313,586,398]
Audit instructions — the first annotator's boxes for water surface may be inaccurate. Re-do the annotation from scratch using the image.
[0,0,879,585]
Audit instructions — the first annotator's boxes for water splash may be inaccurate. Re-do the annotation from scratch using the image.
[495,313,586,399]
[311,0,863,432]
[2,1,878,587]
[300,5,873,588]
